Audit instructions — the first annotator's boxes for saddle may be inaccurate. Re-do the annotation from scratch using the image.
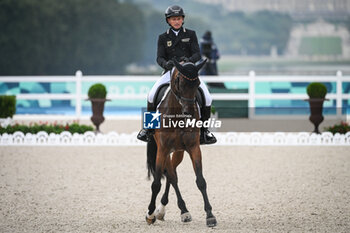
[153,84,205,109]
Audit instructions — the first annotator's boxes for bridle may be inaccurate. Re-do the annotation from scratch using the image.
[170,71,198,104]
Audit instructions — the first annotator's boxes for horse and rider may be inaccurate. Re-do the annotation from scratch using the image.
[137,5,217,145]
[137,5,218,227]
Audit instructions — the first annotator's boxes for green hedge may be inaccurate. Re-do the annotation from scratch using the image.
[0,123,93,135]
[324,122,350,135]
[0,95,16,118]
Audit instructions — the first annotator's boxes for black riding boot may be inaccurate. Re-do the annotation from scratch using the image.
[137,101,155,142]
[200,106,217,145]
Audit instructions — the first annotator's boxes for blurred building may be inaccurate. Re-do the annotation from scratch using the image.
[286,19,350,58]
[197,0,350,20]
[196,0,350,58]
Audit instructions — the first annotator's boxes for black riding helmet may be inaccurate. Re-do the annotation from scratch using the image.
[165,5,185,25]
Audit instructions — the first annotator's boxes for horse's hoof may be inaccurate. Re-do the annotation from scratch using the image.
[206,216,217,227]
[155,208,165,221]
[145,215,156,225]
[156,213,165,221]
[181,212,192,222]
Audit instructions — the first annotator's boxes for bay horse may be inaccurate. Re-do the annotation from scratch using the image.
[145,59,217,227]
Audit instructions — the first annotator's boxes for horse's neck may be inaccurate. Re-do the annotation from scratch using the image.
[167,90,182,112]
[167,90,199,118]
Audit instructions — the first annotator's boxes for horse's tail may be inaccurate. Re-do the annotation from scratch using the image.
[147,136,157,179]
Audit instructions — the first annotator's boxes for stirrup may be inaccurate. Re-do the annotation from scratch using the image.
[200,129,217,145]
[137,129,151,142]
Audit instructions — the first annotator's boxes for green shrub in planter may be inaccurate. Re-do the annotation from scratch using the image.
[306,83,327,99]
[0,95,16,118]
[88,83,107,99]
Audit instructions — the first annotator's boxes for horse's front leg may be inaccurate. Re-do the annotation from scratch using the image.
[155,151,188,221]
[168,151,192,222]
[188,146,217,227]
[146,148,168,225]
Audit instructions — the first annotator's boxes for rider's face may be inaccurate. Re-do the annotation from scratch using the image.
[167,16,184,30]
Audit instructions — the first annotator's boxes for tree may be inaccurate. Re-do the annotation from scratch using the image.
[0,0,145,75]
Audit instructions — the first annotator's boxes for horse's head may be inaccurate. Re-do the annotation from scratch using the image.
[171,59,206,115]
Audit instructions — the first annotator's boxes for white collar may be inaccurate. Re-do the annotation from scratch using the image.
[171,29,180,36]
[167,27,186,35]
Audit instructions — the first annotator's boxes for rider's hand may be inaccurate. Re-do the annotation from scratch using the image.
[164,60,175,70]
[180,56,190,63]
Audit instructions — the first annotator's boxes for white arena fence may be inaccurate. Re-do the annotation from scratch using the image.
[1,71,349,146]
[1,131,350,146]
[0,70,349,119]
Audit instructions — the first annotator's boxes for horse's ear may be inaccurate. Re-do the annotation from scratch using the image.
[173,59,182,71]
[196,59,207,72]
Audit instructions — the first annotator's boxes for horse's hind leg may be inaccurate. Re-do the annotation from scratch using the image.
[146,149,168,225]
[188,146,217,227]
[155,169,170,221]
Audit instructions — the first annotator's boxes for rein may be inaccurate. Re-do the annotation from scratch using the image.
[170,88,196,103]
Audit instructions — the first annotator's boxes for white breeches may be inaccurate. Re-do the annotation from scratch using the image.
[147,70,212,106]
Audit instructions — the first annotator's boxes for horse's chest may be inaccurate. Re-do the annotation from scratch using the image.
[164,130,198,151]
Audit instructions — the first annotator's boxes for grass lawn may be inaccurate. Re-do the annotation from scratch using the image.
[299,37,342,56]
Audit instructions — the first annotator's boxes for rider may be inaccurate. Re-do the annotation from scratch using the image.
[137,5,217,145]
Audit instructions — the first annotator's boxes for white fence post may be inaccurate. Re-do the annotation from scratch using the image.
[248,70,256,119]
[336,70,342,119]
[75,70,82,120]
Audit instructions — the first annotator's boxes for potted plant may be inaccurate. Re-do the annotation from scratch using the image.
[305,82,328,134]
[88,83,108,133]
[0,95,16,127]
